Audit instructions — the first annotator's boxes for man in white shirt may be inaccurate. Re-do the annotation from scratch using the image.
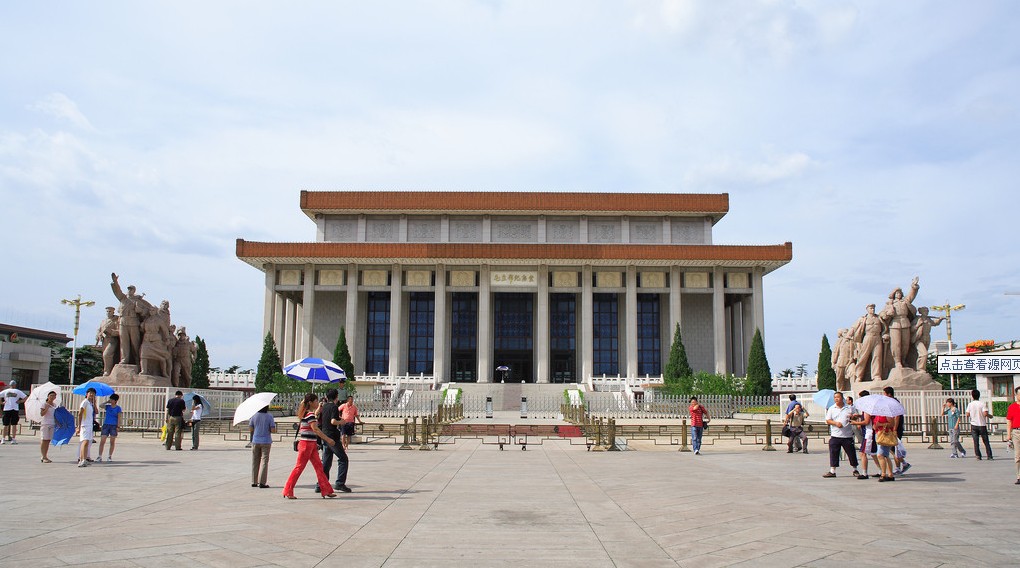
[966,389,993,460]
[823,392,860,478]
[2,380,27,444]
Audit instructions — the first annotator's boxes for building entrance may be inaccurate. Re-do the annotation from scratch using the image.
[493,292,534,383]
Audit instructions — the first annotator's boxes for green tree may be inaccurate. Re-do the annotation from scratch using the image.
[816,334,836,390]
[48,345,104,385]
[332,326,356,395]
[662,323,694,394]
[190,336,210,389]
[745,328,773,396]
[255,333,282,393]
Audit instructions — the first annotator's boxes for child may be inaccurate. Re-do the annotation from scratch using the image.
[97,393,122,462]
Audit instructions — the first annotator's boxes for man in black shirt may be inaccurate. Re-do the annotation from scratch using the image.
[165,391,186,450]
[318,389,352,493]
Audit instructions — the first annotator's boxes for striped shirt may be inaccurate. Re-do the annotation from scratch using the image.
[298,412,319,441]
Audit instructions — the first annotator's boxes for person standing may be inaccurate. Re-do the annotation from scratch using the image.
[1005,387,1020,485]
[883,387,911,475]
[786,403,809,454]
[165,391,186,451]
[188,395,203,450]
[338,395,364,451]
[851,390,875,480]
[39,390,58,463]
[76,387,98,468]
[688,397,708,455]
[966,389,993,460]
[96,394,122,462]
[249,405,276,488]
[943,398,967,458]
[283,393,337,499]
[2,380,27,444]
[318,390,352,493]
[823,392,860,478]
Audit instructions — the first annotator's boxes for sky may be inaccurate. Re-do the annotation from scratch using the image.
[2,1,1018,375]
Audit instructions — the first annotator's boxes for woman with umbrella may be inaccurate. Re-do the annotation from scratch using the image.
[76,387,98,468]
[282,392,337,499]
[38,390,58,463]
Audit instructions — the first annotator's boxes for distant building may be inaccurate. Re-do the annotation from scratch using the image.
[0,324,72,386]
[237,191,792,384]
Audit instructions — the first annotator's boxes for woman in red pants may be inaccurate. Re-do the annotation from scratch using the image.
[283,393,337,499]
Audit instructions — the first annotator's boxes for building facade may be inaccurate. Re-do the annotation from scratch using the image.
[237,191,792,383]
[0,324,72,386]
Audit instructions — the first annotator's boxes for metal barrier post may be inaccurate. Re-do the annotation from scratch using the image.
[485,396,493,419]
[521,396,528,419]
[411,417,418,444]
[608,418,620,451]
[592,419,605,451]
[927,417,943,450]
[763,419,776,451]
[399,418,412,450]
[679,418,690,452]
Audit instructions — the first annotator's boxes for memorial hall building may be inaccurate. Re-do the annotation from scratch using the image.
[236,191,792,384]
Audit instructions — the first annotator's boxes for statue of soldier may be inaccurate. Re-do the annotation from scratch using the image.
[912,306,944,372]
[95,306,120,376]
[172,327,197,389]
[880,276,920,369]
[165,324,179,386]
[852,304,888,382]
[110,273,144,365]
[831,328,855,392]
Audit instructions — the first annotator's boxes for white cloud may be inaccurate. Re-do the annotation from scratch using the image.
[27,93,95,131]
[683,149,816,187]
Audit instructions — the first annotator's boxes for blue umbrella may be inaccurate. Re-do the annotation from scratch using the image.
[52,406,76,446]
[812,389,836,410]
[283,358,346,384]
[73,381,114,396]
[183,393,213,413]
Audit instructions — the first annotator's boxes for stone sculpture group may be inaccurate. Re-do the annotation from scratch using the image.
[831,276,945,392]
[95,273,197,388]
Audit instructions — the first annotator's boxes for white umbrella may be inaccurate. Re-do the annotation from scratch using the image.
[25,382,62,423]
[233,392,278,426]
[853,394,906,417]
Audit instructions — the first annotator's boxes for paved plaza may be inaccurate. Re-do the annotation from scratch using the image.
[1,431,1017,567]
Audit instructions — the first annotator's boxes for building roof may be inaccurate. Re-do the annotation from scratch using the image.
[236,240,793,273]
[299,191,730,222]
[0,323,72,344]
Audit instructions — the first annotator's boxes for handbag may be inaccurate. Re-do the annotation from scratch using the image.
[782,424,792,438]
[292,421,300,452]
[876,428,898,447]
[92,420,101,432]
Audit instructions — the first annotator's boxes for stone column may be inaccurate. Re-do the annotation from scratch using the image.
[301,263,315,359]
[581,265,593,381]
[712,267,727,374]
[263,263,276,341]
[536,265,550,383]
[274,294,286,358]
[752,267,765,336]
[434,265,448,382]
[625,265,638,380]
[283,298,296,364]
[345,265,359,375]
[478,265,492,383]
[669,266,682,339]
[388,264,403,377]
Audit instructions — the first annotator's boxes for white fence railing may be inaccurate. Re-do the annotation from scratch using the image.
[47,385,244,430]
[208,372,255,389]
[587,374,664,392]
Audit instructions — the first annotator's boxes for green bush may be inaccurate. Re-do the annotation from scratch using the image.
[660,371,745,396]
[992,400,1010,417]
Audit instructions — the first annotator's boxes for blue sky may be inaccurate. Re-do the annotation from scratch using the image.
[2,1,1018,374]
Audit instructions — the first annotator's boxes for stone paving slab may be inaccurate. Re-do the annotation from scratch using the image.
[1,432,1017,567]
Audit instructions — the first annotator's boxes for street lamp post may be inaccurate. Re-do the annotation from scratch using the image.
[61,295,95,385]
[930,301,965,389]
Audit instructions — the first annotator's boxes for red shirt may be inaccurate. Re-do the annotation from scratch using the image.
[1006,402,1020,429]
[689,404,707,427]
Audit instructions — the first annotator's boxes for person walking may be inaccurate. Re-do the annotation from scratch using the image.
[823,392,860,478]
[851,390,875,480]
[884,387,911,475]
[39,390,58,463]
[188,395,203,450]
[786,403,809,454]
[943,398,967,458]
[96,393,122,462]
[873,412,899,481]
[76,387,98,468]
[338,395,364,451]
[164,391,186,451]
[1006,386,1020,485]
[688,397,709,455]
[282,393,337,499]
[318,389,352,494]
[966,389,994,460]
[2,380,27,444]
[249,405,276,488]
